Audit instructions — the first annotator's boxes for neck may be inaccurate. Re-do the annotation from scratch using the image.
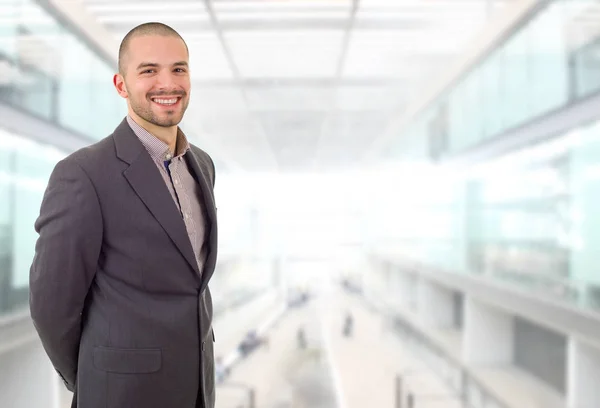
[129,112,177,154]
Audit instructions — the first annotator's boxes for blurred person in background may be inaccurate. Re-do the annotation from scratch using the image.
[29,22,218,408]
[297,326,307,349]
[343,311,354,337]
[215,356,229,384]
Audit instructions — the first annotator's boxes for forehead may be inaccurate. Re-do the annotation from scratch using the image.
[126,34,188,65]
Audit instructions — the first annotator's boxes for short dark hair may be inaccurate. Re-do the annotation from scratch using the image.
[118,22,189,75]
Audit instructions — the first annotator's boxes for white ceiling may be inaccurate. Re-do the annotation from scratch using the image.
[80,0,516,173]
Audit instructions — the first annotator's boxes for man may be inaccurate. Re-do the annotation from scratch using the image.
[29,22,218,408]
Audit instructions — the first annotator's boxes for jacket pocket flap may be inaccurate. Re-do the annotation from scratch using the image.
[93,346,161,374]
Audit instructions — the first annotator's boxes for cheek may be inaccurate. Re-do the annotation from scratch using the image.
[133,87,151,102]
[130,80,153,99]
[179,78,191,93]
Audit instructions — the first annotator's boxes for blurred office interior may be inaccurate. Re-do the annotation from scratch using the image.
[2,0,600,407]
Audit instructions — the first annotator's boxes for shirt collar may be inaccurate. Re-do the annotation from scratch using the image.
[126,115,190,162]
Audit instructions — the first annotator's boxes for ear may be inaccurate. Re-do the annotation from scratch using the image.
[113,73,128,99]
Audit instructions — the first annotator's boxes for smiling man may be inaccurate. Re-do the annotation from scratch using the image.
[29,23,218,408]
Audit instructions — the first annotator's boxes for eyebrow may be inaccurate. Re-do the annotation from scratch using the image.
[136,61,188,70]
[137,62,158,70]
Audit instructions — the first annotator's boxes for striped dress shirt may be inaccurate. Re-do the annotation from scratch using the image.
[127,115,208,276]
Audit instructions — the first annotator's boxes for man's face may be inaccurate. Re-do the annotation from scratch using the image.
[114,35,190,128]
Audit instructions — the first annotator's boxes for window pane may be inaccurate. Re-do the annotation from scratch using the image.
[0,129,14,313]
[0,0,19,59]
[530,1,569,116]
[501,27,531,130]
[58,34,92,135]
[0,129,65,315]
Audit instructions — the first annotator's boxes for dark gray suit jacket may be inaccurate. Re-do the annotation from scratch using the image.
[29,118,218,408]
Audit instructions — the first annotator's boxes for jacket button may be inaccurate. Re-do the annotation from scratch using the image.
[202,341,205,351]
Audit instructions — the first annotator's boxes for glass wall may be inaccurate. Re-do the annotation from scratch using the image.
[373,117,600,311]
[465,112,600,309]
[0,128,65,315]
[371,0,600,312]
[0,0,123,317]
[467,156,572,297]
[390,0,598,159]
[0,136,12,315]
[0,0,124,139]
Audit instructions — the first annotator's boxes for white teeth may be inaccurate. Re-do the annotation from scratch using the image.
[153,98,178,105]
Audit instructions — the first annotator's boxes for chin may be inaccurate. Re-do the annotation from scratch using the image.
[152,112,184,127]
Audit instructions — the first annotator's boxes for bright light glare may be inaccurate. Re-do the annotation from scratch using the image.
[217,11,351,21]
[0,129,66,162]
[215,163,461,258]
[214,1,352,12]
[97,14,210,23]
[88,3,207,12]
[0,172,48,192]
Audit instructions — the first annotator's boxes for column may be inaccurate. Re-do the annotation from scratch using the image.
[0,341,57,408]
[462,296,514,364]
[417,278,454,328]
[567,337,600,408]
[392,268,415,310]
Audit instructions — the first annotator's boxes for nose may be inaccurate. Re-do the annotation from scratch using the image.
[156,69,177,90]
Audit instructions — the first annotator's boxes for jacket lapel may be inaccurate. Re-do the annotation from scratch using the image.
[184,149,218,290]
[113,119,201,277]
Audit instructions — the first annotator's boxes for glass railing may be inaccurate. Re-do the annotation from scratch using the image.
[0,129,66,317]
[0,0,125,140]
[389,0,600,160]
[353,287,510,408]
[370,115,600,314]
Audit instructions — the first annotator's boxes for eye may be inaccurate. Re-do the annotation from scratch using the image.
[174,68,187,73]
[141,69,155,74]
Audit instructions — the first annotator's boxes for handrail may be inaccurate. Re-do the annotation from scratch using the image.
[217,382,255,408]
[393,315,511,408]
[351,288,512,408]
[0,309,39,355]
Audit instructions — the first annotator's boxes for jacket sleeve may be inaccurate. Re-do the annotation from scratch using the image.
[29,158,103,391]
[209,155,216,188]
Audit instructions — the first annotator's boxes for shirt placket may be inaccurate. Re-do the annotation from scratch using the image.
[172,158,198,260]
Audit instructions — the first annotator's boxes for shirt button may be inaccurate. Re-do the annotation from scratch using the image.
[165,154,172,160]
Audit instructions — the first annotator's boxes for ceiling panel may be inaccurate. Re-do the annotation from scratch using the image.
[245,85,332,111]
[225,30,345,78]
[343,29,478,78]
[212,0,353,12]
[315,111,392,166]
[334,84,407,111]
[78,0,520,172]
[186,85,247,111]
[184,111,278,169]
[212,0,352,30]
[258,111,326,170]
[186,33,236,80]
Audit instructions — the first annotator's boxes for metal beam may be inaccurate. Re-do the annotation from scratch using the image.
[105,18,426,32]
[203,0,243,81]
[443,89,600,167]
[313,0,360,169]
[190,77,408,88]
[202,0,279,170]
[335,0,359,80]
[47,0,118,66]
[0,102,93,153]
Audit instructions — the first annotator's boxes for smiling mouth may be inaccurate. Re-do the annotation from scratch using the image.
[150,96,182,107]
